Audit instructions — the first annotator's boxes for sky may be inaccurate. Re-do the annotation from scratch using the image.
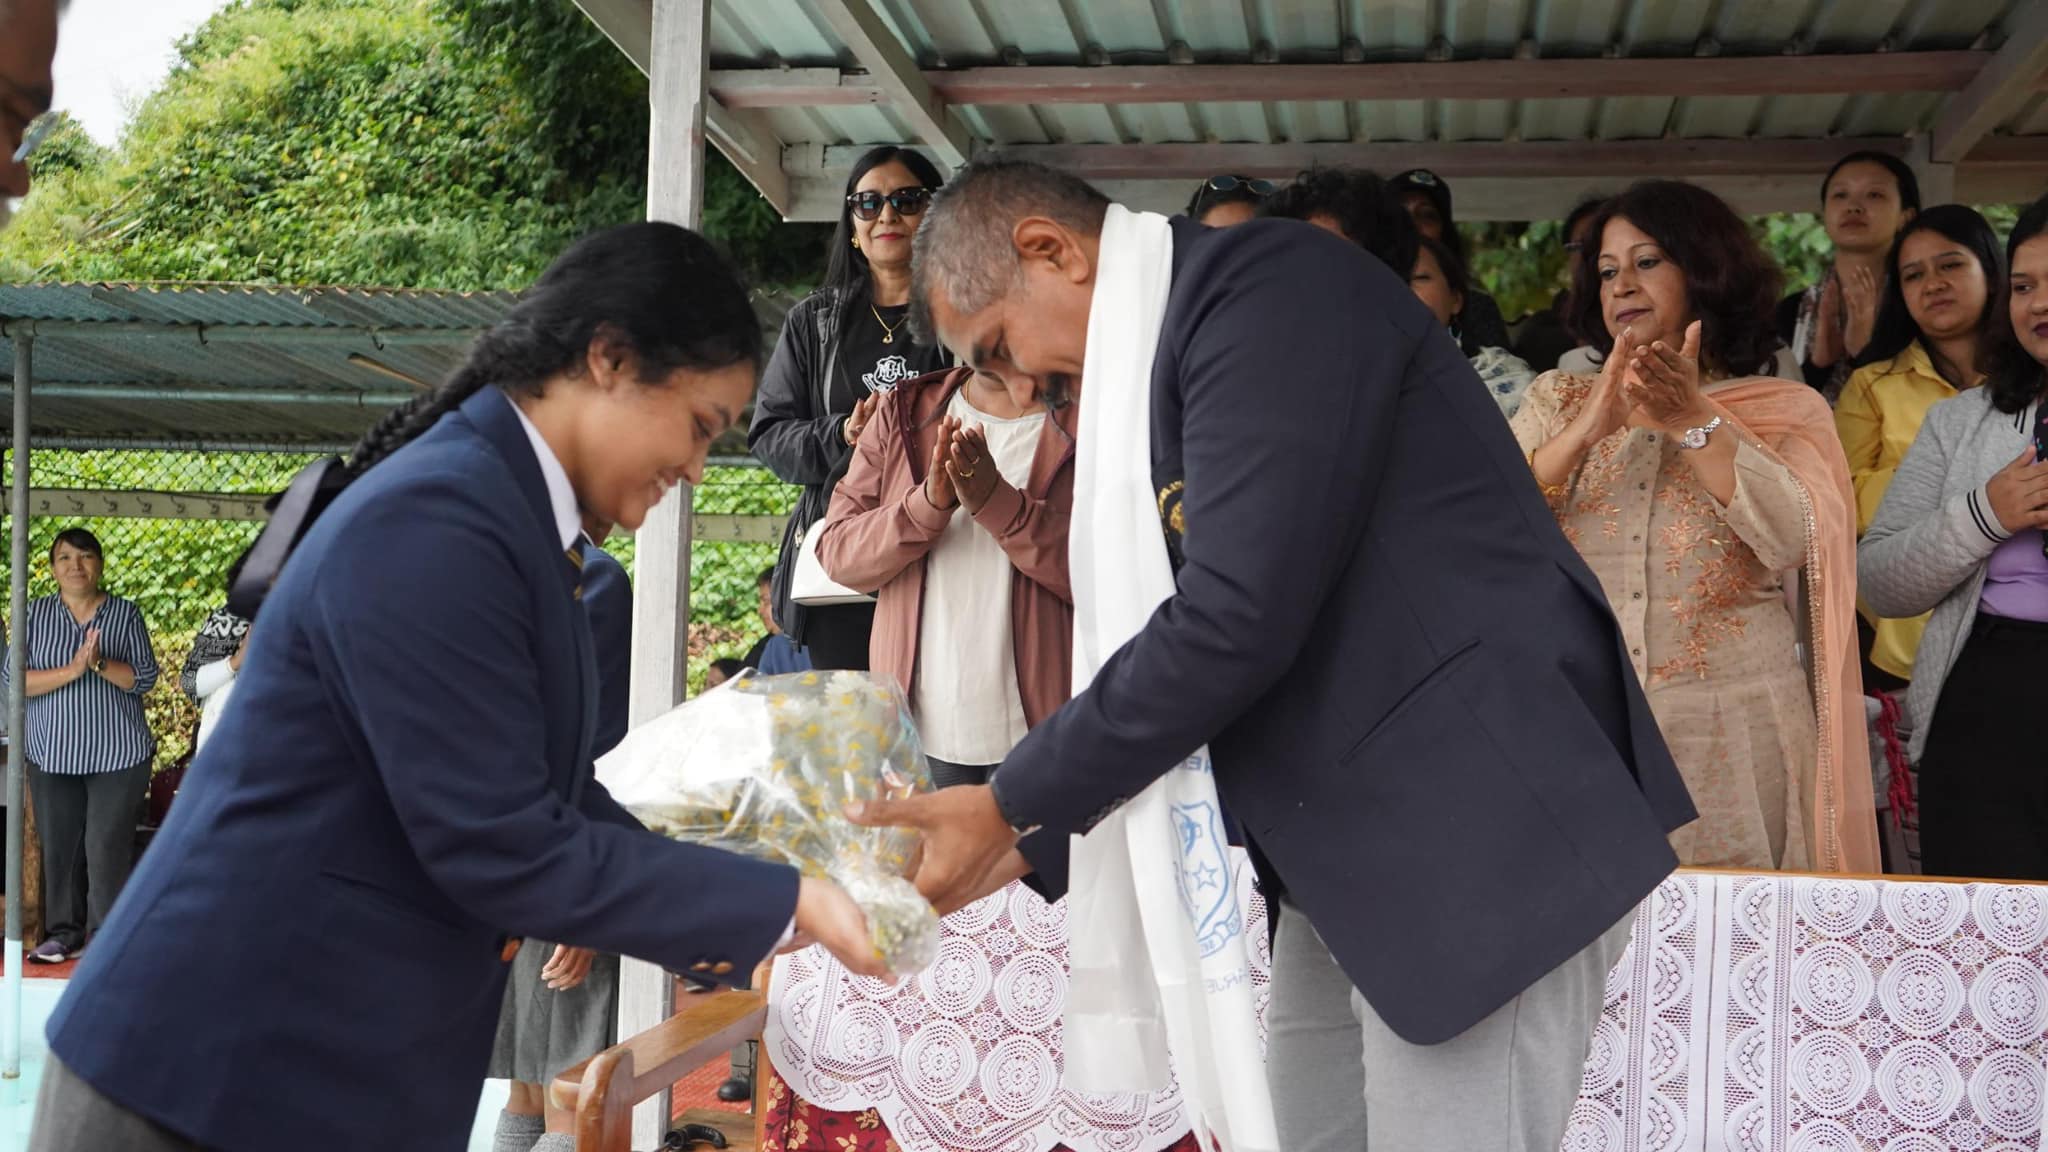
[53,0,233,147]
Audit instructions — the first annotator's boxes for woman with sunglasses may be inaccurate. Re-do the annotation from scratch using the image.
[750,145,951,672]
[1186,173,1274,228]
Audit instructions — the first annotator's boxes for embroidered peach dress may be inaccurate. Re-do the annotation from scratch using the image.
[1512,370,1864,871]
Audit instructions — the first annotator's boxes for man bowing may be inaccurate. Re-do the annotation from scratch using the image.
[853,159,1695,1152]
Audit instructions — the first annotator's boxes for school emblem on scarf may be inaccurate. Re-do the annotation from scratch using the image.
[1171,788,1240,960]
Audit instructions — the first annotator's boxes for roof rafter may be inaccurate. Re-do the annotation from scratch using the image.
[808,0,971,168]
[569,0,794,215]
[708,51,2005,109]
[1932,2,2048,163]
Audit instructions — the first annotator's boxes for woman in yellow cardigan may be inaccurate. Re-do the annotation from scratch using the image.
[1837,205,2006,690]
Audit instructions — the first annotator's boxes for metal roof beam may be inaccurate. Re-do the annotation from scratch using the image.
[1933,3,2048,163]
[0,320,479,346]
[0,384,412,406]
[809,0,971,168]
[567,0,794,215]
[710,50,2001,109]
[784,138,2048,222]
[923,137,1923,181]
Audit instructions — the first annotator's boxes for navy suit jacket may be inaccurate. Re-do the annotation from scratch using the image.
[580,540,635,799]
[48,388,799,1151]
[1000,218,1696,1046]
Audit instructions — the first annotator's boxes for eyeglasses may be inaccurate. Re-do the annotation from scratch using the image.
[846,187,933,221]
[1200,175,1277,198]
[1401,170,1443,188]
[1563,240,1586,255]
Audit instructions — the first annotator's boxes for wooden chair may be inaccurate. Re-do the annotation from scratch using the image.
[552,972,770,1152]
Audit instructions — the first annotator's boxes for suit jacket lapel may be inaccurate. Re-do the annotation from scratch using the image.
[460,387,598,798]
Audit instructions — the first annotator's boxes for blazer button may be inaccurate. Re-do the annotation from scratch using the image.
[691,961,713,973]
[712,961,735,976]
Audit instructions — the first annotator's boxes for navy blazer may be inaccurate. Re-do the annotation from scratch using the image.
[47,388,799,1152]
[1000,218,1695,1046]
[582,543,632,759]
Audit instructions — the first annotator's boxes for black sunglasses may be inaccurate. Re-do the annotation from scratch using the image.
[1200,174,1277,198]
[846,187,933,221]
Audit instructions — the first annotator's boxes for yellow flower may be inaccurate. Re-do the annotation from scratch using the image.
[856,1110,881,1131]
[836,1137,861,1152]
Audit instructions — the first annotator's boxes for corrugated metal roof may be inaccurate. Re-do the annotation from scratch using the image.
[0,283,798,450]
[0,283,513,449]
[679,0,2048,219]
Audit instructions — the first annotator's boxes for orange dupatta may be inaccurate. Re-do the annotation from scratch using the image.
[1709,376,1882,873]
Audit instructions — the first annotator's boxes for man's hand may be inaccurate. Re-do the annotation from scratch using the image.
[849,784,1022,916]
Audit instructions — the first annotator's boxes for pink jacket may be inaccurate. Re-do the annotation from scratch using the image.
[813,367,1075,731]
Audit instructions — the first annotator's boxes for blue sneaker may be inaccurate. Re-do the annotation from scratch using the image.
[27,938,73,964]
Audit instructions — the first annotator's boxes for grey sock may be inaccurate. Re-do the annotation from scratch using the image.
[530,1134,578,1152]
[492,1110,545,1152]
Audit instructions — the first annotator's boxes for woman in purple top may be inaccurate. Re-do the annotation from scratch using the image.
[1860,193,2048,879]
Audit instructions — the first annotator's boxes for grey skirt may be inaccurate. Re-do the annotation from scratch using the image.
[488,940,621,1085]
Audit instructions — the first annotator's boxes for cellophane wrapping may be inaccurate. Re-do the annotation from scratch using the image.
[599,670,940,973]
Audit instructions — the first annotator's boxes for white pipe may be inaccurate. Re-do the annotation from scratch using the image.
[5,333,32,1080]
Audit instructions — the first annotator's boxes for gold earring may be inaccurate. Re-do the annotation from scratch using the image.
[852,237,861,249]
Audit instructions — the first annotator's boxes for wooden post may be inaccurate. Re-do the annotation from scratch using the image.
[624,0,710,1144]
[1909,135,1958,210]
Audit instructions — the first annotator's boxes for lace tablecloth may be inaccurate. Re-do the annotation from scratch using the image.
[1570,872,2048,1151]
[771,868,2047,1152]
[765,853,1269,1152]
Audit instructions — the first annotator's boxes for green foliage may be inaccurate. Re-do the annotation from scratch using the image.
[1466,221,1569,321]
[0,0,838,728]
[0,0,827,291]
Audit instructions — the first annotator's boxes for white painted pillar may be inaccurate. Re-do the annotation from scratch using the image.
[623,0,710,1143]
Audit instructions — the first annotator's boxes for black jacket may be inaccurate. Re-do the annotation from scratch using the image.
[996,217,1694,1046]
[748,291,856,644]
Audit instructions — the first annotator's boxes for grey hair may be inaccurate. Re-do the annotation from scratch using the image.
[908,157,1111,344]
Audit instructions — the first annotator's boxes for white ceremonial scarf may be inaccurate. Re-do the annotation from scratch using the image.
[1060,204,1278,1152]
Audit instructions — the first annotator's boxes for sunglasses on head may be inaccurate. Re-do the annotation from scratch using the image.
[1201,174,1277,198]
[846,187,933,221]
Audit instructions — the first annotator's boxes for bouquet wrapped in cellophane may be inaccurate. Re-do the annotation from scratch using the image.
[597,670,940,974]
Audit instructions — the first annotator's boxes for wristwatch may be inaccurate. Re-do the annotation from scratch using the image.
[1678,414,1724,451]
[91,656,106,674]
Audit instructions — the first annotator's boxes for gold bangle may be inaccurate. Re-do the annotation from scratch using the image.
[1526,449,1571,503]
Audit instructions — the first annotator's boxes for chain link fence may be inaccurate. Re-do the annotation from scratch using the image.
[3,448,797,772]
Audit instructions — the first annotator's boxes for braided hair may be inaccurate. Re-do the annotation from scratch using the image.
[347,221,761,476]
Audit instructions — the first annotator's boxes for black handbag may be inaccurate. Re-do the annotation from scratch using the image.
[226,456,353,620]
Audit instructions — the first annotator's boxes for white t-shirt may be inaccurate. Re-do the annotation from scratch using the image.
[913,390,1046,765]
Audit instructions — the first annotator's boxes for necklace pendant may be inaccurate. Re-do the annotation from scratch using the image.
[882,333,893,344]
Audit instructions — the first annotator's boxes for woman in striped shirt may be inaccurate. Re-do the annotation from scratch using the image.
[12,528,159,964]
